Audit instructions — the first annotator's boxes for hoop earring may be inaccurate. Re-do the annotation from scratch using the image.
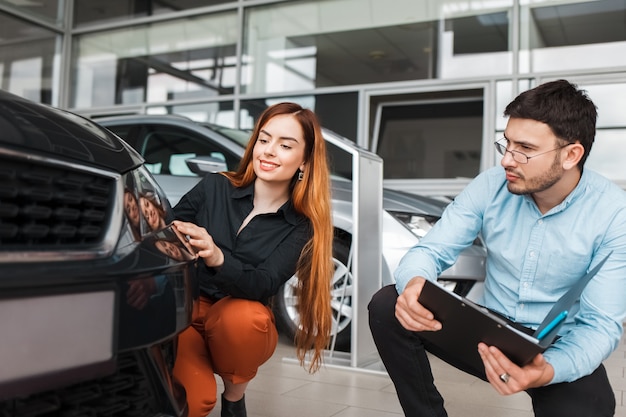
[297,170,304,181]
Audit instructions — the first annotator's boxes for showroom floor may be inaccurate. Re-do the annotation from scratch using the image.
[210,331,626,417]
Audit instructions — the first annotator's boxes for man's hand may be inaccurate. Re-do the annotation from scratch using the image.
[478,343,554,395]
[395,277,442,332]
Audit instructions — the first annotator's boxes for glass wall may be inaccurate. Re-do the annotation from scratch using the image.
[0,12,61,104]
[519,0,626,72]
[74,0,234,27]
[0,0,64,26]
[1,0,625,191]
[371,89,484,180]
[242,0,442,94]
[579,81,626,183]
[71,11,238,108]
[440,2,514,78]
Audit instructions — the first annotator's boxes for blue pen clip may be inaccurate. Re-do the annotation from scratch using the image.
[537,310,568,341]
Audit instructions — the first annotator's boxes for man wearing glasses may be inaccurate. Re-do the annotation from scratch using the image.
[369,79,626,417]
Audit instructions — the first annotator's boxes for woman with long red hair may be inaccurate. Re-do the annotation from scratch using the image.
[172,102,334,417]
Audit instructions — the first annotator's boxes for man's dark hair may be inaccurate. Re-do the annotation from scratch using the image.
[504,79,597,169]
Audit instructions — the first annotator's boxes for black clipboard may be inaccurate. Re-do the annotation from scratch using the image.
[417,253,610,369]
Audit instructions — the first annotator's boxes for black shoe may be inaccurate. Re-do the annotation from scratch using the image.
[221,394,247,417]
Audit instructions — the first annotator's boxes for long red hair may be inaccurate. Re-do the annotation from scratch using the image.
[222,102,333,372]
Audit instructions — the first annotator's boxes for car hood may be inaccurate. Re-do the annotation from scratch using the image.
[331,176,448,216]
[0,90,143,173]
[382,187,448,215]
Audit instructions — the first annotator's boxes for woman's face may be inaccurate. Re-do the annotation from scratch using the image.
[140,197,164,231]
[155,240,184,261]
[252,114,307,188]
[124,191,140,227]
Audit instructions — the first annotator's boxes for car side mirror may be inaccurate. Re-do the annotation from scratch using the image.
[185,156,228,175]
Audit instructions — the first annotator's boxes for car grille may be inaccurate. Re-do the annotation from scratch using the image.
[0,353,162,417]
[0,153,116,253]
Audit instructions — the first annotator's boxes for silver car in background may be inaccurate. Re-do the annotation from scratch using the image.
[96,114,486,350]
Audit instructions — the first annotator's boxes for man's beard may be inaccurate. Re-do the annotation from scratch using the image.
[506,155,563,195]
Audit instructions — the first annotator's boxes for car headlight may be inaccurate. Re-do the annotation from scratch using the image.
[118,165,172,252]
[388,212,439,239]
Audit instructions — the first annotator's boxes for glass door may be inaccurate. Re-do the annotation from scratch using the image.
[367,86,489,199]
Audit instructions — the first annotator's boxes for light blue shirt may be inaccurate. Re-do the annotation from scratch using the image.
[394,166,626,384]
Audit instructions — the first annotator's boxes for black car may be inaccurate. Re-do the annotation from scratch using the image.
[0,90,195,417]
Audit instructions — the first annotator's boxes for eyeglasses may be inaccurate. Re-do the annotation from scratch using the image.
[494,139,570,164]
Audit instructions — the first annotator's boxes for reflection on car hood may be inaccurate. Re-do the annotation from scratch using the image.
[331,176,448,215]
[0,90,143,173]
[382,188,448,214]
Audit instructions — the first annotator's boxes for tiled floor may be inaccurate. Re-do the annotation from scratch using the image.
[211,332,626,417]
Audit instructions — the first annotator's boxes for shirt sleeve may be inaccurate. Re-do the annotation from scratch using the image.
[394,169,491,294]
[172,175,207,223]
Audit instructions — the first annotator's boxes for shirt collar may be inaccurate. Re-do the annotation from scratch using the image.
[231,181,302,225]
[562,169,590,207]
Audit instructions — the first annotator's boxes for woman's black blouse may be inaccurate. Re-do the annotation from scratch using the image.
[173,173,311,303]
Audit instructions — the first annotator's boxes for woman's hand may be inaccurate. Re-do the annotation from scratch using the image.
[173,220,224,268]
[395,277,442,332]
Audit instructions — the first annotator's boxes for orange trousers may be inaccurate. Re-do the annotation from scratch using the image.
[173,296,278,417]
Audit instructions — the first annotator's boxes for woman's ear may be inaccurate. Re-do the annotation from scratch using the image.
[563,143,584,170]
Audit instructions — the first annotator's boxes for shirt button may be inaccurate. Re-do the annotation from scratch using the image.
[520,303,525,310]
[523,282,529,288]
[529,250,536,258]
[538,219,543,225]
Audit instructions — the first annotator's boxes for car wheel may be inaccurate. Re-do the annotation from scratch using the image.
[274,238,353,352]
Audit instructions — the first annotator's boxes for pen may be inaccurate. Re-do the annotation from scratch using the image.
[537,310,568,340]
